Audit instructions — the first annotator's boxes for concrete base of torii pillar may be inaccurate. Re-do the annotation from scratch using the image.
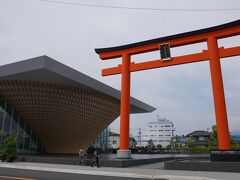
[116,150,132,159]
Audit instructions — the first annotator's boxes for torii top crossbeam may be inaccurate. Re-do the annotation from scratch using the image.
[95,20,240,158]
[96,19,240,76]
[96,20,239,59]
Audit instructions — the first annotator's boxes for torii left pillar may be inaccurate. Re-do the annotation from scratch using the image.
[117,53,132,159]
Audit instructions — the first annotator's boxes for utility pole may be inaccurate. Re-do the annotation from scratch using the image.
[138,128,142,147]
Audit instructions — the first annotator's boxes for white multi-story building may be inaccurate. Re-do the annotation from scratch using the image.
[136,117,175,148]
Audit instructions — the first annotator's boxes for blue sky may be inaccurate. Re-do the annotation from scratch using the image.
[0,0,239,136]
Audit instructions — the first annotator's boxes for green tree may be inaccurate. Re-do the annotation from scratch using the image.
[129,137,137,148]
[174,135,181,148]
[147,139,154,152]
[210,125,218,148]
[0,130,17,162]
[156,144,162,152]
[187,136,194,148]
[210,125,239,149]
[230,136,240,149]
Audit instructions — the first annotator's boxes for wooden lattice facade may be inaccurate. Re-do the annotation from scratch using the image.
[0,80,120,153]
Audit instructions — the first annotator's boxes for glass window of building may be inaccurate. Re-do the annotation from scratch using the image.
[0,96,43,154]
[11,110,18,135]
[24,123,31,151]
[91,127,109,152]
[4,103,12,133]
[17,118,25,151]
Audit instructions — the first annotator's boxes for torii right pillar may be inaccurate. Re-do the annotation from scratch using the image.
[208,36,230,149]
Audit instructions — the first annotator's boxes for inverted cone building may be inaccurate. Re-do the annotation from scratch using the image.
[0,56,155,154]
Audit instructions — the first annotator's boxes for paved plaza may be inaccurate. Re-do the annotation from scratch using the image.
[0,161,239,180]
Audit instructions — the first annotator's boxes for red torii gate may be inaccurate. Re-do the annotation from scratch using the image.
[96,20,240,158]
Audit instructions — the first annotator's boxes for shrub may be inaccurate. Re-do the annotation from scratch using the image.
[6,154,17,162]
[182,146,211,153]
[0,153,6,162]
